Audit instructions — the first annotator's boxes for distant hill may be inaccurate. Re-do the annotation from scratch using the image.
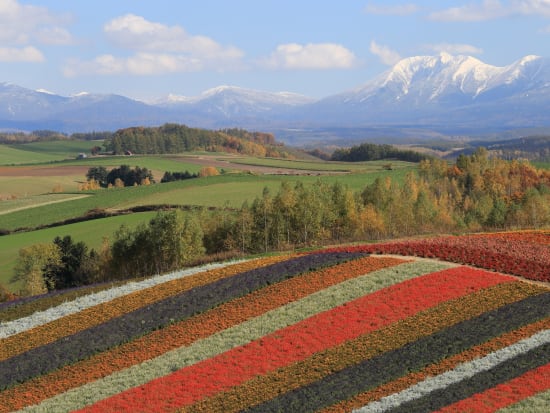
[447,135,550,161]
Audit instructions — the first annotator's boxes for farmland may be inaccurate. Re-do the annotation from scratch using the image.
[0,231,548,412]
[0,140,415,288]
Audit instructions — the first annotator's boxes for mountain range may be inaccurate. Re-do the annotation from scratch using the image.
[2,53,550,142]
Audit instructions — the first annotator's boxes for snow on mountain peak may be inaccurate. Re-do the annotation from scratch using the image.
[350,53,547,103]
[518,55,541,65]
[36,88,56,95]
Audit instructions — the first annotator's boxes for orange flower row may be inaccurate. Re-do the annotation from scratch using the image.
[184,282,545,413]
[0,256,403,412]
[0,255,290,361]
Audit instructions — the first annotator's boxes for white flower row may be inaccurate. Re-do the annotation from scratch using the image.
[354,328,550,413]
[0,260,244,339]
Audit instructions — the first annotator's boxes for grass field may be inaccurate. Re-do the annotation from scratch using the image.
[0,140,101,165]
[0,193,89,214]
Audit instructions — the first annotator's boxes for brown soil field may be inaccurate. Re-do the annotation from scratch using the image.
[172,155,343,175]
[0,165,90,177]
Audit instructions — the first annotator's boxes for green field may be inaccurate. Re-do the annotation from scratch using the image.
[0,140,101,165]
[0,193,89,214]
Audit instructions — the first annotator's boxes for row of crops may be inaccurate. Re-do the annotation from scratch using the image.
[0,231,548,412]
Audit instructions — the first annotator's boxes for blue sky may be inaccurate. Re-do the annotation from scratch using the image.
[1,0,550,101]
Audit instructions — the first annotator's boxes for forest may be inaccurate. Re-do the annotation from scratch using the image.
[105,124,291,158]
[11,147,550,296]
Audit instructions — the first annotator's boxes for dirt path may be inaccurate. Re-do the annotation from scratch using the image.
[0,195,89,216]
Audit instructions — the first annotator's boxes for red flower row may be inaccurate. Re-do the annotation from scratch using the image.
[326,231,550,281]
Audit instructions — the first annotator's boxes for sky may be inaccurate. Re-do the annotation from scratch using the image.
[1,0,550,102]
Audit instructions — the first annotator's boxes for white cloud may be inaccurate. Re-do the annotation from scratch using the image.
[363,2,419,15]
[369,41,402,65]
[66,14,245,76]
[0,46,44,62]
[513,0,550,16]
[424,43,484,55]
[0,0,73,45]
[64,53,206,77]
[428,0,508,22]
[104,14,243,60]
[260,43,357,70]
[429,0,550,22]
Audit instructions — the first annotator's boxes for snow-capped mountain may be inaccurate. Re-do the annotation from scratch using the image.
[156,86,314,125]
[2,54,550,135]
[330,53,549,104]
[302,53,550,127]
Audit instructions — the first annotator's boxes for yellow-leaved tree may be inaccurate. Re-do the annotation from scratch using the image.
[12,244,61,296]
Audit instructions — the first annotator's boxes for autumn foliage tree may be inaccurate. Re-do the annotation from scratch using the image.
[199,166,220,177]
[11,244,62,296]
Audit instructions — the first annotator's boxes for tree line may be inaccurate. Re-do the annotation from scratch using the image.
[0,130,113,144]
[8,148,550,298]
[331,142,430,162]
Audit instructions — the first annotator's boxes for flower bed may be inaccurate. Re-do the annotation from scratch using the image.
[328,230,550,281]
[1,231,548,413]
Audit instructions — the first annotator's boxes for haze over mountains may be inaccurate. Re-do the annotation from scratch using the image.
[2,53,550,141]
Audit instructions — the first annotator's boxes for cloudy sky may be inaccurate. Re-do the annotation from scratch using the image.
[1,0,550,101]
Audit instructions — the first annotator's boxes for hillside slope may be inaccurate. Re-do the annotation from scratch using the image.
[0,231,548,412]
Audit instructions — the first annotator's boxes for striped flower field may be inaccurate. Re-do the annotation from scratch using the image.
[0,231,549,412]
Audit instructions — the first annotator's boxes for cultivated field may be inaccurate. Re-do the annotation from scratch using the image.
[0,231,548,412]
